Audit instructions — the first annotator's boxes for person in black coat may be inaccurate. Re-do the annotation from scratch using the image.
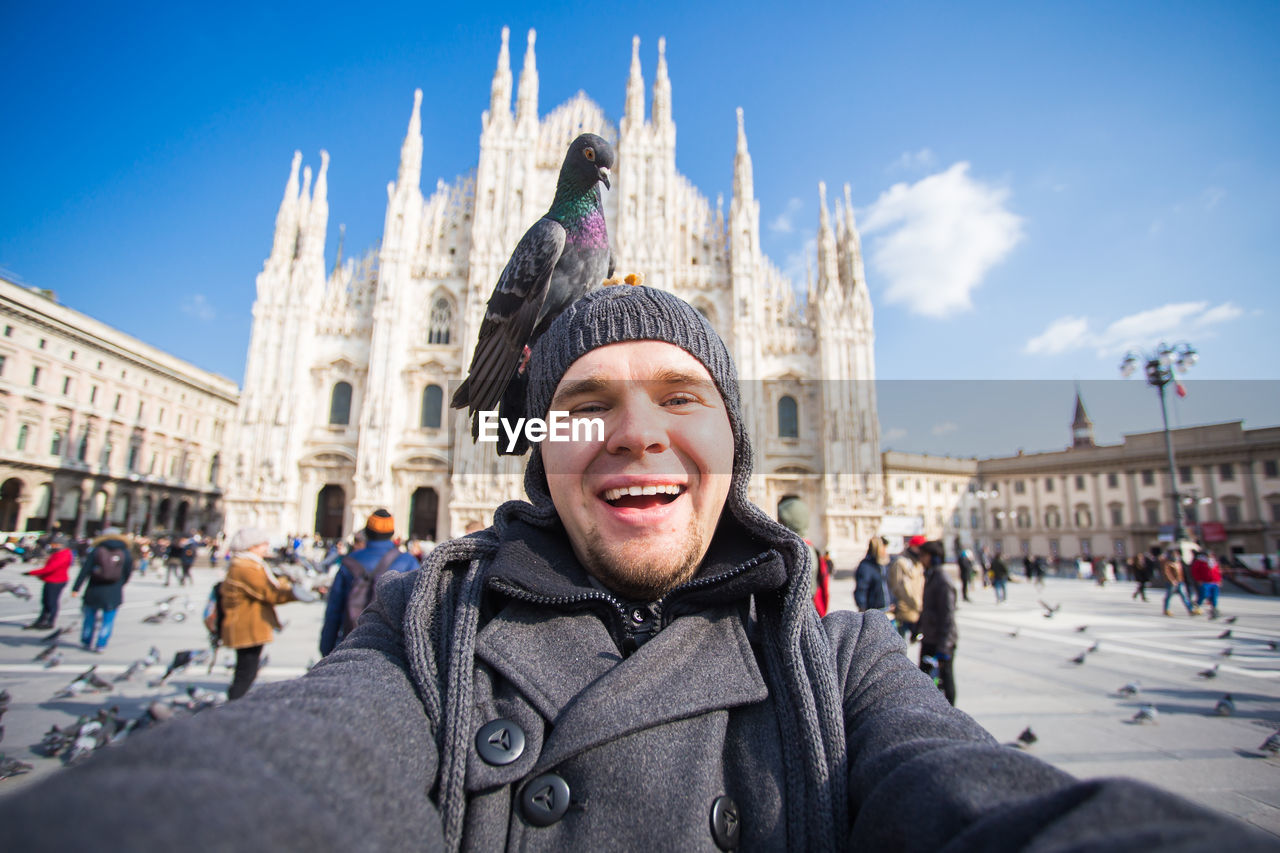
[916,539,958,705]
[71,529,134,652]
[853,537,890,611]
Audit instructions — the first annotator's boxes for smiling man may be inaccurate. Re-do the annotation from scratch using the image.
[2,286,1271,851]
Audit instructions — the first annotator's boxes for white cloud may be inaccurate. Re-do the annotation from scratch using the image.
[769,197,804,234]
[889,148,937,172]
[882,426,908,442]
[181,294,215,322]
[1024,301,1245,357]
[860,162,1023,317]
[931,421,958,436]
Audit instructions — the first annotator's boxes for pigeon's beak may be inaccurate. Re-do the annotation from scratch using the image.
[598,166,611,190]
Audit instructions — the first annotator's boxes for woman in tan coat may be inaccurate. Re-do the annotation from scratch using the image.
[220,528,299,700]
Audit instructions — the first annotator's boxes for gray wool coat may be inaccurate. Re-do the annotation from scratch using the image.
[1,511,1273,851]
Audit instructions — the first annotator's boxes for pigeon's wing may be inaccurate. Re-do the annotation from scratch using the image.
[451,218,566,413]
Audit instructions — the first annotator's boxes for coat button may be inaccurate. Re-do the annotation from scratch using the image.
[521,772,570,827]
[710,795,741,850]
[475,719,525,766]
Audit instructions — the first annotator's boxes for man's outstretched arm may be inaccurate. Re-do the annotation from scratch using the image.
[827,610,1275,852]
[0,572,445,852]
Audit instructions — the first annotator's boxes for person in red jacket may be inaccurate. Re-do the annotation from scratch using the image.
[1190,550,1223,619]
[23,536,73,629]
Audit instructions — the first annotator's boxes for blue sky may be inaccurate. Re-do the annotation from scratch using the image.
[2,1,1277,452]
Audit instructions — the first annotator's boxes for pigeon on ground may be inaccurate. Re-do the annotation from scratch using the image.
[1214,694,1235,716]
[1038,600,1060,618]
[1218,629,1232,640]
[1220,647,1234,658]
[1261,730,1280,756]
[53,666,108,698]
[42,651,63,669]
[150,649,209,685]
[1197,664,1219,679]
[1008,628,1020,639]
[1087,642,1100,654]
[0,754,32,779]
[1070,652,1087,665]
[1075,625,1089,633]
[143,646,161,666]
[450,133,617,453]
[141,612,167,624]
[0,581,31,600]
[1131,704,1158,724]
[34,642,60,662]
[114,660,146,682]
[1016,726,1038,748]
[1117,681,1141,697]
[1224,616,1237,625]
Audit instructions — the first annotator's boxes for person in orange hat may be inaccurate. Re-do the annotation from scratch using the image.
[319,509,419,656]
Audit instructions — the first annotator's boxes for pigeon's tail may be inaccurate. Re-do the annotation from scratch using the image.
[495,371,531,456]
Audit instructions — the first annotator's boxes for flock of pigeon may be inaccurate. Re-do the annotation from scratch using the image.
[1008,600,1280,758]
[0,604,233,781]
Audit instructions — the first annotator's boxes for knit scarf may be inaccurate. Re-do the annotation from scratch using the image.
[402,493,849,851]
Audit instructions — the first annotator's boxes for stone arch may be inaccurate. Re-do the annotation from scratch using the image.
[409,487,439,541]
[329,381,353,425]
[427,291,454,345]
[314,484,345,540]
[777,395,799,439]
[0,478,21,531]
[420,384,444,429]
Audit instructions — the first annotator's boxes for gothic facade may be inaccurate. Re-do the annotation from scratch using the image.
[224,29,882,563]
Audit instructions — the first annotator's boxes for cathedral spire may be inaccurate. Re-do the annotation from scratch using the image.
[269,151,303,263]
[842,182,867,295]
[306,149,329,257]
[515,29,539,127]
[397,89,423,192]
[298,165,313,245]
[624,35,645,128]
[1071,386,1095,448]
[489,26,512,121]
[817,181,839,294]
[652,36,671,126]
[733,107,753,203]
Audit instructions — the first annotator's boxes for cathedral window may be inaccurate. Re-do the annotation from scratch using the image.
[777,395,798,439]
[421,384,444,429]
[16,424,28,451]
[329,382,353,426]
[428,297,453,345]
[209,453,221,484]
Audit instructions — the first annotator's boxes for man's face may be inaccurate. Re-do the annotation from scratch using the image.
[542,341,735,600]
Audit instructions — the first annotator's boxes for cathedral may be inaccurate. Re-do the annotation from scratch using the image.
[224,29,882,564]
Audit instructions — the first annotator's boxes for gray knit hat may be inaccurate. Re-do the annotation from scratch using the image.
[522,285,751,511]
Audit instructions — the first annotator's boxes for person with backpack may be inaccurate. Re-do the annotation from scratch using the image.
[319,509,417,656]
[220,527,309,700]
[70,527,133,653]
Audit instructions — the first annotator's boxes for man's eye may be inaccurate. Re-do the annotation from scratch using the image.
[663,394,698,408]
[571,402,607,415]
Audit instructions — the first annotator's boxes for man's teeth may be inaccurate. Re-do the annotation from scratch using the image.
[602,484,683,502]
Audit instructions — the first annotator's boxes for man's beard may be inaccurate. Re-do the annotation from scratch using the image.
[580,522,705,600]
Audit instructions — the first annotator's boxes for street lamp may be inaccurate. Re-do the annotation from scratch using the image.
[1120,341,1198,550]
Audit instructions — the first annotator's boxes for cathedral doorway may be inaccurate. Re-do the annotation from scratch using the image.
[314,485,345,541]
[156,497,172,532]
[409,487,438,541]
[0,478,21,531]
[175,500,190,534]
